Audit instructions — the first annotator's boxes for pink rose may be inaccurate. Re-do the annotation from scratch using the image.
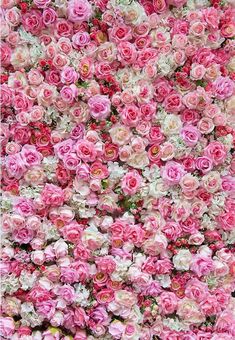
[58,285,75,304]
[162,221,182,241]
[20,145,42,166]
[161,161,186,186]
[61,66,78,84]
[0,84,12,107]
[217,212,235,231]
[14,198,35,217]
[72,31,90,49]
[54,139,75,160]
[96,289,114,304]
[12,227,34,244]
[180,125,201,147]
[76,140,97,162]
[109,320,125,339]
[200,294,220,316]
[153,0,167,13]
[195,156,213,174]
[109,25,132,44]
[213,76,234,100]
[164,93,183,113]
[41,184,65,207]
[159,292,178,315]
[121,104,141,127]
[36,300,56,319]
[22,10,44,35]
[67,0,92,23]
[60,85,78,103]
[42,7,58,25]
[88,95,111,120]
[191,255,214,277]
[185,278,208,302]
[0,42,11,67]
[61,222,82,244]
[117,42,137,65]
[33,0,51,8]
[0,317,15,338]
[204,141,227,166]
[5,153,26,179]
[121,170,142,195]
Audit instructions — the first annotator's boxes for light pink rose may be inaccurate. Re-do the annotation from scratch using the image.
[185,278,208,302]
[0,317,15,338]
[161,161,186,186]
[12,227,34,244]
[72,31,90,49]
[20,144,42,166]
[117,42,137,65]
[180,125,201,147]
[14,198,35,217]
[162,221,182,241]
[58,285,75,304]
[88,95,111,120]
[195,156,213,174]
[61,66,78,84]
[213,76,234,100]
[5,153,26,179]
[121,104,141,127]
[67,0,92,23]
[60,85,78,103]
[191,255,214,277]
[109,320,125,339]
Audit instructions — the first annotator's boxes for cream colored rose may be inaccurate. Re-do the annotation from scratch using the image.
[225,95,235,115]
[202,171,221,193]
[82,226,104,250]
[11,46,31,69]
[127,151,149,169]
[177,298,205,324]
[173,249,192,271]
[110,125,132,146]
[115,290,137,308]
[162,114,182,136]
[227,57,235,72]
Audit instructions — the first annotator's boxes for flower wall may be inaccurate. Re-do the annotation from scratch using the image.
[1,0,235,339]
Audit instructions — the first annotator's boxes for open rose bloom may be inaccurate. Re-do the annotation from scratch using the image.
[1,0,235,338]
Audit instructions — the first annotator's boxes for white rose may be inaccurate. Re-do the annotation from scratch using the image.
[173,249,192,271]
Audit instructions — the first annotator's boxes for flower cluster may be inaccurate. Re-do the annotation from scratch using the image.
[1,0,235,339]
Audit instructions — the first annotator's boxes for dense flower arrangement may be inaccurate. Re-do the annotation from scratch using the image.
[1,0,235,338]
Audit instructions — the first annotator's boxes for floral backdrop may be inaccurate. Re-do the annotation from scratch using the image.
[1,0,235,338]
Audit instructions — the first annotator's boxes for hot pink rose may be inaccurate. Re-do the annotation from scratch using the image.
[121,170,142,195]
[204,141,227,166]
[164,93,183,113]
